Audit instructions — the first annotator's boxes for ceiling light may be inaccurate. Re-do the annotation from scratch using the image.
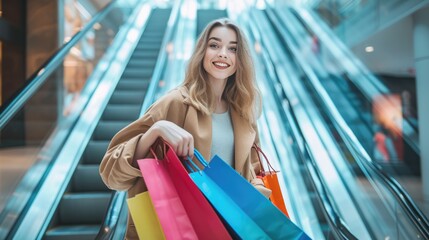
[365,46,374,53]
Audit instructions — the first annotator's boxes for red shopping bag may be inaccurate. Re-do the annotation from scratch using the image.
[137,142,231,240]
[253,144,290,217]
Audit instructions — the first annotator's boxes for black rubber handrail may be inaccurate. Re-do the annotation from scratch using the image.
[0,0,117,129]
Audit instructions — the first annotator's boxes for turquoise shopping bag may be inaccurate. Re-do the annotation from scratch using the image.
[185,158,269,240]
[187,150,311,240]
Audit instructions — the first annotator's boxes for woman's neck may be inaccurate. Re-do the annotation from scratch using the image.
[213,99,228,113]
[209,78,228,113]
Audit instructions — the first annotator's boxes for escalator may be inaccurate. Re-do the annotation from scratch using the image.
[0,2,177,238]
[1,2,133,239]
[196,9,227,36]
[284,7,420,176]
[316,74,373,153]
[247,5,429,240]
[243,11,362,239]
[43,9,171,239]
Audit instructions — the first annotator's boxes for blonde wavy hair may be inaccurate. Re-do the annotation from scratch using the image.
[182,18,261,127]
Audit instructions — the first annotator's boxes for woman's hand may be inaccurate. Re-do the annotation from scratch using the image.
[152,120,194,157]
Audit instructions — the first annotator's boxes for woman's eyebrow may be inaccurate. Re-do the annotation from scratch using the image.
[208,37,237,44]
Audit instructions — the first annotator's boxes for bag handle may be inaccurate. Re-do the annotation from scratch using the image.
[183,149,207,173]
[193,149,209,168]
[150,139,208,172]
[252,144,277,176]
[147,139,170,161]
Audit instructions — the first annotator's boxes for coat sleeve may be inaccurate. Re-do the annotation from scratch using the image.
[99,112,155,191]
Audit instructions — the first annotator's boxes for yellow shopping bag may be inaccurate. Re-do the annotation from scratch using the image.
[127,192,166,239]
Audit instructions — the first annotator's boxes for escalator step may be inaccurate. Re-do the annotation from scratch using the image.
[134,44,161,51]
[73,165,109,192]
[82,141,110,164]
[115,80,150,91]
[109,91,145,104]
[93,121,131,140]
[122,68,154,78]
[127,59,157,68]
[44,225,100,240]
[131,51,160,59]
[138,38,164,44]
[101,105,140,121]
[59,193,111,225]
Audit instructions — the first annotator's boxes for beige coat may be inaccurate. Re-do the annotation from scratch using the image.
[99,86,271,239]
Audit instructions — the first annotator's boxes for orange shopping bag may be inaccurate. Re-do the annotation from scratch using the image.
[253,144,289,217]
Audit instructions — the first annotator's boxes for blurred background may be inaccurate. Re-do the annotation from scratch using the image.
[1,0,428,239]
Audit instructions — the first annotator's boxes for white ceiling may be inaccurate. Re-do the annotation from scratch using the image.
[350,14,415,77]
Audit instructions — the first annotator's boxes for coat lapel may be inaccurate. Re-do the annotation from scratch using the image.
[231,108,255,174]
[180,87,212,163]
[183,106,212,162]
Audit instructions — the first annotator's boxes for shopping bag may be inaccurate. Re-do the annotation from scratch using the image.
[188,150,311,240]
[127,192,166,239]
[185,159,270,239]
[137,143,231,240]
[253,144,289,217]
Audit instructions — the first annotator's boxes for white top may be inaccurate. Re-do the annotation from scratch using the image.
[210,110,234,167]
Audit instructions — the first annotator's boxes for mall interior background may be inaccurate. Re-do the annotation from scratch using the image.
[1,0,429,239]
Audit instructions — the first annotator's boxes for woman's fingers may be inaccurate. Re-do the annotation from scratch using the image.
[177,134,193,157]
[154,120,194,157]
[188,136,194,158]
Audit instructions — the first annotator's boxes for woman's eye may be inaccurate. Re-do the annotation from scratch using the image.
[229,47,237,52]
[209,43,218,49]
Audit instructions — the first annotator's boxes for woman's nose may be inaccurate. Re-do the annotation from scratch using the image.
[218,47,227,58]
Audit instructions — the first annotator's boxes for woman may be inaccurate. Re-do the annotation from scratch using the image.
[100,18,271,239]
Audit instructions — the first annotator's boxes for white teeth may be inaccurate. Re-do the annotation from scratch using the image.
[214,62,228,67]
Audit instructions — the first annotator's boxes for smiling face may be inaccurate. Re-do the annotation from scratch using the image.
[203,26,238,83]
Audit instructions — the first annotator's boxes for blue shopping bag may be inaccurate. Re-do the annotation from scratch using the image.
[187,150,311,240]
[185,158,270,239]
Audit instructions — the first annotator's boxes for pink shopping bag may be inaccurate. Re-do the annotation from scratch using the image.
[137,143,231,240]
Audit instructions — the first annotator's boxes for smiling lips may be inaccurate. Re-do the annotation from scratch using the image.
[213,61,230,69]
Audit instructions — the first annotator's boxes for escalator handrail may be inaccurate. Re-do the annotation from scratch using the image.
[271,6,429,239]
[286,7,429,238]
[248,9,357,239]
[341,125,429,239]
[0,0,117,129]
[270,40,358,240]
[96,1,184,239]
[291,7,420,151]
[267,49,357,240]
